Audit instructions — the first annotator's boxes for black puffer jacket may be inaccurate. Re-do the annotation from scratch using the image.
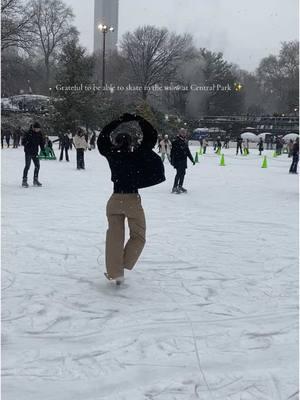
[22,129,45,155]
[292,141,299,157]
[61,134,70,149]
[170,136,194,169]
[97,114,165,192]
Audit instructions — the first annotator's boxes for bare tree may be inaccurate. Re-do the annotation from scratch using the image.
[121,25,193,99]
[1,0,34,51]
[279,41,299,79]
[28,0,78,86]
[257,41,299,112]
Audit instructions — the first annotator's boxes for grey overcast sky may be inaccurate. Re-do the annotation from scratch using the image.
[64,0,299,72]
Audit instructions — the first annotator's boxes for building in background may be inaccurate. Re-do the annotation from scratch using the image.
[94,0,119,54]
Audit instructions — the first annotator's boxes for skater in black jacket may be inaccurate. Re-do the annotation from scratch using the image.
[257,137,264,155]
[236,136,243,155]
[59,133,70,161]
[22,122,46,187]
[289,138,299,174]
[97,113,165,284]
[215,137,222,154]
[5,128,11,148]
[170,128,195,194]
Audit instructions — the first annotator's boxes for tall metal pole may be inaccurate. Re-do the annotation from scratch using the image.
[102,31,106,89]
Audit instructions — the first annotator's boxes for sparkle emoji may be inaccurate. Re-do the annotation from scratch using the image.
[234,83,243,92]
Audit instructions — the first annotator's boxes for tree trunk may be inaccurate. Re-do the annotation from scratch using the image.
[142,89,148,100]
[45,56,50,89]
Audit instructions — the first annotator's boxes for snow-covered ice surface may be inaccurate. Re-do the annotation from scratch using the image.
[1,145,299,400]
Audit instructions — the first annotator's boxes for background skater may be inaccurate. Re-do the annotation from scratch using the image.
[160,134,172,163]
[236,135,243,155]
[59,132,71,162]
[74,128,88,169]
[170,128,195,194]
[22,122,46,187]
[289,138,299,174]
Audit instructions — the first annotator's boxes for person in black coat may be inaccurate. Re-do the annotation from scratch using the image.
[215,137,222,153]
[1,130,4,149]
[5,128,11,148]
[289,138,299,174]
[257,137,264,155]
[275,136,283,155]
[170,128,195,194]
[16,127,22,147]
[22,122,46,187]
[97,113,165,284]
[59,133,70,161]
[236,136,243,155]
[13,130,18,148]
[223,136,230,148]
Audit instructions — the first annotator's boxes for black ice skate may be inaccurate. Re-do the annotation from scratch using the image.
[33,179,42,187]
[22,179,29,188]
[172,187,180,194]
[178,186,187,193]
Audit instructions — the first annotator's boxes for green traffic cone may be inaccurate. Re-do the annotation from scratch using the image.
[220,153,225,166]
[194,152,199,163]
[199,147,203,155]
[261,156,267,168]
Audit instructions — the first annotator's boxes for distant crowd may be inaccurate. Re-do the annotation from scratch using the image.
[1,123,299,181]
[156,133,298,159]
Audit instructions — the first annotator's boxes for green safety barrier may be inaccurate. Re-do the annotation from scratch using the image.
[39,146,56,160]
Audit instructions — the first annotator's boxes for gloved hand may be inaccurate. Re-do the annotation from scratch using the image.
[121,113,135,122]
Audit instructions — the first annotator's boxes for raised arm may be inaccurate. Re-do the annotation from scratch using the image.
[187,144,194,164]
[98,114,158,155]
[136,116,158,150]
[97,118,124,156]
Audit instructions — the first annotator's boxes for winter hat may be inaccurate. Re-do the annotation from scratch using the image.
[33,122,41,129]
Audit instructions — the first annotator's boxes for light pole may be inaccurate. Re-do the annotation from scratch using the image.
[98,24,114,89]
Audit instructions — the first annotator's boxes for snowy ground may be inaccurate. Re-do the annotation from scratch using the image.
[1,144,299,400]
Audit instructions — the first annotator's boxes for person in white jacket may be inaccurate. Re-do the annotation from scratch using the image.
[73,128,88,169]
[159,134,172,163]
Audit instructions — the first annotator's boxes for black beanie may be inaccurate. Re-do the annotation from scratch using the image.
[33,122,41,129]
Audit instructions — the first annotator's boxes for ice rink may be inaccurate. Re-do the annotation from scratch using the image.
[1,144,299,400]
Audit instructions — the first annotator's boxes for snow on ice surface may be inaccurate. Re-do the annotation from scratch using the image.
[1,145,299,400]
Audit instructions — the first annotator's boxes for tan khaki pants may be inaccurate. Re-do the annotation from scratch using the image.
[106,194,146,279]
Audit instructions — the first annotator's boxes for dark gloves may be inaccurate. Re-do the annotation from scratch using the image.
[120,113,136,122]
[120,113,147,124]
